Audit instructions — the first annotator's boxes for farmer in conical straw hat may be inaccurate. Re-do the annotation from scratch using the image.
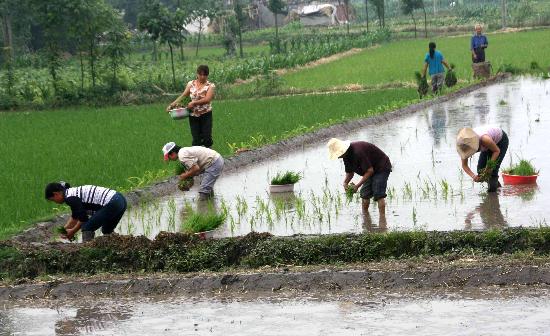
[327,138,392,221]
[456,126,508,192]
[162,141,224,200]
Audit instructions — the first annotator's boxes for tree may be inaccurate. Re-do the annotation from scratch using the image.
[137,0,164,62]
[233,0,247,58]
[159,8,188,88]
[343,0,351,35]
[401,0,424,38]
[103,23,131,91]
[0,0,16,60]
[186,0,220,57]
[371,0,385,28]
[268,0,285,54]
[364,0,369,32]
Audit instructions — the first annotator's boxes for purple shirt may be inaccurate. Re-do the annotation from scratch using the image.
[474,126,503,152]
[342,142,392,175]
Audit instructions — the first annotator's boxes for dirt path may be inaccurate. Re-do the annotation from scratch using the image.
[9,74,511,244]
[1,254,548,301]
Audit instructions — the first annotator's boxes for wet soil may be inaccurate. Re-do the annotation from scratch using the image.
[1,254,550,301]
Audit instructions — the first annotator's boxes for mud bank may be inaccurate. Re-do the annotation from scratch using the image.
[10,74,510,244]
[1,255,550,301]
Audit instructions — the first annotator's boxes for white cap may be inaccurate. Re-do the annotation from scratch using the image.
[162,142,176,161]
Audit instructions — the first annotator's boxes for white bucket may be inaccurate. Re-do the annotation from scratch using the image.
[269,184,295,193]
[169,108,191,120]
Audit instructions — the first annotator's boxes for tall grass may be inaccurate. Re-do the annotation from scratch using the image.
[0,88,416,239]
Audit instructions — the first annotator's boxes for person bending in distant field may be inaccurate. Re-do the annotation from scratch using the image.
[45,182,127,242]
[166,65,216,148]
[327,138,392,222]
[162,141,224,200]
[422,42,452,93]
[471,24,488,63]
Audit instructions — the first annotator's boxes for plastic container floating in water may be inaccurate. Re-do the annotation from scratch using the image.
[502,173,538,185]
[169,108,191,120]
[269,184,295,193]
[194,230,215,240]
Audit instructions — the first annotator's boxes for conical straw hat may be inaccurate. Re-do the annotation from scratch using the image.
[327,138,351,160]
[456,128,479,160]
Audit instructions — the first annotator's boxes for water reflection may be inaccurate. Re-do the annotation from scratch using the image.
[54,305,132,335]
[473,92,490,124]
[362,208,388,233]
[427,105,448,147]
[0,312,14,335]
[464,193,507,230]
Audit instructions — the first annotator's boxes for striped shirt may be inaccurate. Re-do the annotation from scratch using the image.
[64,185,116,222]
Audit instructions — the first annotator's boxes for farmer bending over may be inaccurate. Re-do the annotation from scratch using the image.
[456,126,508,192]
[45,182,127,242]
[327,138,392,220]
[162,142,224,200]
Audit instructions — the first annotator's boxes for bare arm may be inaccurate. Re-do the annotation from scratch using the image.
[442,60,451,70]
[166,84,192,111]
[179,164,201,179]
[343,172,354,190]
[188,86,215,108]
[480,135,500,162]
[422,63,428,77]
[461,158,477,181]
[354,167,374,191]
[64,217,78,230]
[64,220,82,240]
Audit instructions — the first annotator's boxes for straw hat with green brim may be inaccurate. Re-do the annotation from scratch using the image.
[456,128,479,160]
[327,138,351,160]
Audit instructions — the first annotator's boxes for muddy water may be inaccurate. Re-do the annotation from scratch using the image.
[2,289,550,335]
[117,77,549,238]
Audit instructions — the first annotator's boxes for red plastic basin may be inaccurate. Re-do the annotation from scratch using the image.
[502,173,538,185]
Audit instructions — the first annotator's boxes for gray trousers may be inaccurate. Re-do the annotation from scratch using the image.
[199,157,224,195]
[431,72,444,93]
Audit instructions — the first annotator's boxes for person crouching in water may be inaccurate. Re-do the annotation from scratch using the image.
[45,182,127,242]
[162,142,224,200]
[456,126,508,192]
[327,138,392,222]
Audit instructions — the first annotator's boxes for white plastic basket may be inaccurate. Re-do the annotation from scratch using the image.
[169,108,191,120]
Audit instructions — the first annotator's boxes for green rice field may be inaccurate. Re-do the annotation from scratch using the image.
[0,88,416,239]
[281,29,550,90]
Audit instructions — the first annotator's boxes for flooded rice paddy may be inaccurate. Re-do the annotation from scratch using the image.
[117,77,549,238]
[3,288,550,335]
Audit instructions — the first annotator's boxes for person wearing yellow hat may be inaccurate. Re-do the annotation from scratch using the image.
[162,141,224,200]
[456,126,508,192]
[327,138,392,219]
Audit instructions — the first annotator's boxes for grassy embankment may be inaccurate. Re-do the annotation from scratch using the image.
[0,89,416,239]
[1,228,550,281]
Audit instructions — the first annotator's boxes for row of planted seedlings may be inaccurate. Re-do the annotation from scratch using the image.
[56,158,539,242]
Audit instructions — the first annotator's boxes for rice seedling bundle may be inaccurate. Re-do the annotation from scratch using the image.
[345,183,356,202]
[503,159,538,176]
[271,171,301,185]
[175,163,194,191]
[415,72,428,98]
[182,212,226,233]
[445,64,457,87]
[55,226,67,235]
[478,159,498,182]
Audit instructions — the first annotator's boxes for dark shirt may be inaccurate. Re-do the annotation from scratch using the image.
[471,34,488,50]
[342,141,392,176]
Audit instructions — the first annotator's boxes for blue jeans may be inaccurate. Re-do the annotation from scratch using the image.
[82,193,127,234]
[360,171,391,201]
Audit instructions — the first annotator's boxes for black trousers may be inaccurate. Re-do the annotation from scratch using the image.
[188,111,213,148]
[473,47,486,63]
[476,131,509,178]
